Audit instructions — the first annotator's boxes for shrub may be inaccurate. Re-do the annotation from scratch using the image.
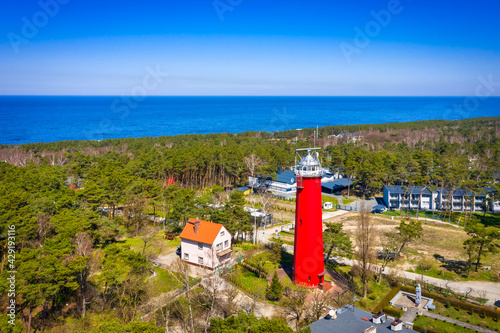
[421,259,436,271]
[349,264,362,277]
[445,301,450,308]
[383,307,403,318]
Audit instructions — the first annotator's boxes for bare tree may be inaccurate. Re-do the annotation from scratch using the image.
[197,260,229,333]
[218,282,239,318]
[167,259,195,333]
[377,232,400,283]
[280,287,308,331]
[463,287,474,303]
[243,154,263,191]
[258,191,277,230]
[355,204,377,298]
[74,232,96,318]
[308,290,334,322]
[140,227,161,258]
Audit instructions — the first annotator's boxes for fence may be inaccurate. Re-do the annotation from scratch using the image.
[381,210,464,226]
[336,204,358,211]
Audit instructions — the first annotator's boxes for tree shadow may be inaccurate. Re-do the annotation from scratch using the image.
[280,251,294,280]
[433,254,468,276]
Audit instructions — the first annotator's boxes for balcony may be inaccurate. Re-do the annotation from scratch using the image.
[216,246,233,257]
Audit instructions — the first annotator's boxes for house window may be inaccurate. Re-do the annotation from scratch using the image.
[224,240,228,247]
[184,253,189,260]
[308,276,311,282]
[216,243,222,251]
[220,230,225,236]
[198,242,203,250]
[198,257,203,264]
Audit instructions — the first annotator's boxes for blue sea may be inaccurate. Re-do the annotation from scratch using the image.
[0,96,499,145]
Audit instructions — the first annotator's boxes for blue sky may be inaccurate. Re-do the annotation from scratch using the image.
[1,0,499,96]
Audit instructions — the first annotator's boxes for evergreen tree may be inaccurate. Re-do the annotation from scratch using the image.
[266,272,284,301]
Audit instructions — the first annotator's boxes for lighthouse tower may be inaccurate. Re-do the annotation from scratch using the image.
[293,148,325,287]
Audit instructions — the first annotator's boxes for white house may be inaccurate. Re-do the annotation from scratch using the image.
[180,218,232,270]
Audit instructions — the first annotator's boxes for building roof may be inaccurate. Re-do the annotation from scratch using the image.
[236,186,251,192]
[435,188,473,196]
[383,185,432,195]
[322,178,352,191]
[309,305,417,333]
[276,169,296,185]
[180,218,228,245]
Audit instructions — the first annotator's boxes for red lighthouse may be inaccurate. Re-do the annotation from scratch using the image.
[293,148,325,287]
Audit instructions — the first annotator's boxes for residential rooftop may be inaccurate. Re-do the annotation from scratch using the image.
[309,305,417,333]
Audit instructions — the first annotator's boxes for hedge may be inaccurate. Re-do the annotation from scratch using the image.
[373,286,401,314]
[400,286,499,321]
[382,307,403,319]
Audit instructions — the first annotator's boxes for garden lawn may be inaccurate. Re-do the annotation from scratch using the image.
[413,315,477,333]
[343,198,356,205]
[430,300,500,332]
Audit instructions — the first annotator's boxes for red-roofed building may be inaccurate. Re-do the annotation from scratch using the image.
[163,178,177,187]
[180,218,232,269]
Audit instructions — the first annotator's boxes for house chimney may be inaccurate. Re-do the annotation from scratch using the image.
[193,221,201,234]
[277,166,282,174]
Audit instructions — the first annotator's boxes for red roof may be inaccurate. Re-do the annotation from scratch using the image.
[180,218,229,245]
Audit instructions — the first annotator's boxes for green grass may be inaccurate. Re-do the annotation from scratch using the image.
[343,198,356,205]
[321,195,338,206]
[408,267,457,281]
[271,237,294,246]
[235,267,269,298]
[475,213,500,228]
[430,300,500,332]
[413,315,478,333]
[120,230,180,254]
[355,279,394,312]
[324,262,393,313]
[152,267,188,294]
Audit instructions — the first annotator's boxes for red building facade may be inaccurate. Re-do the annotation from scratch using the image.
[293,149,325,287]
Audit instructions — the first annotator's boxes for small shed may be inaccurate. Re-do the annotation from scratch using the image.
[323,202,333,210]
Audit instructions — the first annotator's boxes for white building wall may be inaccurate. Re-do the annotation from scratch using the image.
[181,226,232,269]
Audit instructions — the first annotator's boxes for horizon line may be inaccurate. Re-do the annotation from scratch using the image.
[2,95,500,98]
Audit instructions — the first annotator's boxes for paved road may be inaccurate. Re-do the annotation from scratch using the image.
[256,209,351,245]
